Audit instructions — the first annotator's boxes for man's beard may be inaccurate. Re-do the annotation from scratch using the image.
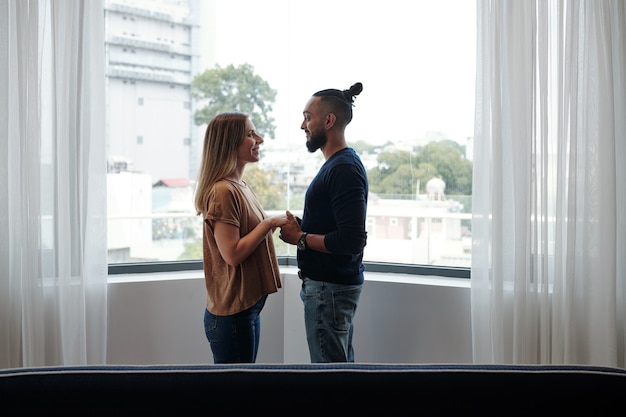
[305,130,327,153]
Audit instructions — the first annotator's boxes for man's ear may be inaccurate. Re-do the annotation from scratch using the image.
[325,113,336,129]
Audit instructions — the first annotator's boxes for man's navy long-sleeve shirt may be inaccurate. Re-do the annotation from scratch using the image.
[297,147,368,285]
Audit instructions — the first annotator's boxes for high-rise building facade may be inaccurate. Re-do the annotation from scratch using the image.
[104,0,204,183]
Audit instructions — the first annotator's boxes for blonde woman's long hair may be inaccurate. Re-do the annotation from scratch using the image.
[194,112,249,216]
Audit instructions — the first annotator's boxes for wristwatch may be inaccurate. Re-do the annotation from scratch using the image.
[297,232,308,251]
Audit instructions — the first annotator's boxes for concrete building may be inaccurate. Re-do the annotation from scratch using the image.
[104,0,205,182]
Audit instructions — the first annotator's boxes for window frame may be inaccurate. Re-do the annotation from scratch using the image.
[108,257,470,279]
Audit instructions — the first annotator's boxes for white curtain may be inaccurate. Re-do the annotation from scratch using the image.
[472,0,626,367]
[0,0,107,368]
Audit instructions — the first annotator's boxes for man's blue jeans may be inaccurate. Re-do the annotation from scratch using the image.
[299,276,362,363]
[203,294,267,363]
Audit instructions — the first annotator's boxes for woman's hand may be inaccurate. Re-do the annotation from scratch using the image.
[267,214,289,232]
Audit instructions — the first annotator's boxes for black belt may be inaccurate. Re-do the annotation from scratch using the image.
[297,270,306,279]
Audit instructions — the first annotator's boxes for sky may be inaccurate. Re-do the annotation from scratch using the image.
[200,0,476,148]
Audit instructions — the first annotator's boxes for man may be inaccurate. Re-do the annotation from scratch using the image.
[279,82,368,362]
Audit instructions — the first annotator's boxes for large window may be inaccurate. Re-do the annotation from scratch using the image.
[105,0,475,275]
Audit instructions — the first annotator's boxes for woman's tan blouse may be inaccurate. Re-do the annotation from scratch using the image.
[202,179,281,315]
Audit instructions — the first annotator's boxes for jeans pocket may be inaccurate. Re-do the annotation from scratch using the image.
[204,308,218,334]
[331,286,361,331]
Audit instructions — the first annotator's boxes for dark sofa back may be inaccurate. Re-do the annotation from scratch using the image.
[2,363,625,414]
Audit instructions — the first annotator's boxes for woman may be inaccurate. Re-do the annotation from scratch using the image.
[194,112,287,363]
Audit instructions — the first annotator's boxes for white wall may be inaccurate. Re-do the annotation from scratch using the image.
[107,267,473,364]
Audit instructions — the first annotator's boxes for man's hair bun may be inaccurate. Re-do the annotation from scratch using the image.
[343,82,363,103]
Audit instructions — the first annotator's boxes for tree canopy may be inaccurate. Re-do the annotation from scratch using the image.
[191,63,278,138]
[368,141,472,197]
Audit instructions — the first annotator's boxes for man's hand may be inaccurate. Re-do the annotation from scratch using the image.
[278,210,302,245]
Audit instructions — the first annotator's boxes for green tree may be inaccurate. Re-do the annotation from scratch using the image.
[367,142,472,197]
[379,164,416,196]
[243,164,285,210]
[368,150,418,196]
[191,63,278,138]
[415,142,472,195]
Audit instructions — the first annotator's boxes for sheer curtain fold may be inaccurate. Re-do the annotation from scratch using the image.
[0,0,107,368]
[472,0,626,367]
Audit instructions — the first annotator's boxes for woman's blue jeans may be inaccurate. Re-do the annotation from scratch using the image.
[203,294,267,363]
[299,277,362,363]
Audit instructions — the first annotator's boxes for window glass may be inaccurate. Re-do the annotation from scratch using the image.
[105,0,475,269]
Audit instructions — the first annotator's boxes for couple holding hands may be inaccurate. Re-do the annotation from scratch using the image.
[194,82,367,364]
